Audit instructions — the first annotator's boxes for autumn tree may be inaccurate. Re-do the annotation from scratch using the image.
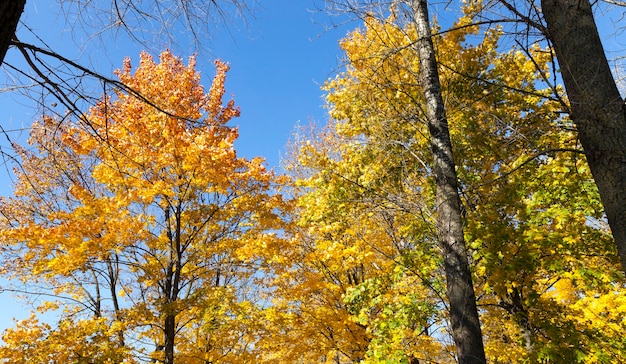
[269,3,625,362]
[0,50,287,364]
[538,0,626,275]
[476,0,626,274]
[259,120,449,363]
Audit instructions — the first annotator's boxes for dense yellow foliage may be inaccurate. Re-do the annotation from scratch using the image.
[268,6,625,363]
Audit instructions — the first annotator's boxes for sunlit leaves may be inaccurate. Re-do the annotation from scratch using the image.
[0,5,624,363]
[274,4,625,363]
[0,314,133,364]
[0,50,287,362]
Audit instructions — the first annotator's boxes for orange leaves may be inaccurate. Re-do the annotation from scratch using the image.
[0,50,289,363]
[115,51,239,126]
[117,51,203,120]
[206,60,241,124]
[78,51,248,203]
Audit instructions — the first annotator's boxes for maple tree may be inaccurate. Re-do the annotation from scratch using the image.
[259,120,448,363]
[1,1,256,193]
[270,3,625,362]
[0,50,287,363]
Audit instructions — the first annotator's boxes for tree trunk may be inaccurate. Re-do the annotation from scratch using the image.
[541,0,626,274]
[0,0,26,65]
[107,256,126,347]
[164,313,176,364]
[410,0,487,362]
[162,203,183,364]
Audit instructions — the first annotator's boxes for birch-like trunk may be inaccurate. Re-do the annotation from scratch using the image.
[410,0,486,362]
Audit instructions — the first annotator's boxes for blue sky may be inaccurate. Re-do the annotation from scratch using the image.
[203,2,355,167]
[210,2,350,167]
[0,0,353,336]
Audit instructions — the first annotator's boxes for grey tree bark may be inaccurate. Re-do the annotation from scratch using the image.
[410,0,486,362]
[541,0,626,273]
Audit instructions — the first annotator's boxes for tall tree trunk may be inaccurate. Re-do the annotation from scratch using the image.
[410,0,486,362]
[541,0,626,274]
[0,0,26,65]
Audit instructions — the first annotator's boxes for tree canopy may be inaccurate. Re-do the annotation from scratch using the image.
[0,51,288,363]
[267,7,624,362]
[1,1,625,363]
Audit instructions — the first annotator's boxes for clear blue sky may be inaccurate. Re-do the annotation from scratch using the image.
[204,1,352,167]
[0,0,352,336]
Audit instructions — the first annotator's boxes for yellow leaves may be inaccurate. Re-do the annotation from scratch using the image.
[67,183,90,202]
[284,0,626,361]
[0,315,50,363]
[548,278,578,304]
[0,314,133,364]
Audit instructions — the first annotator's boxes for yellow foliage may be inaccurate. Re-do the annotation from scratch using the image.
[271,2,625,362]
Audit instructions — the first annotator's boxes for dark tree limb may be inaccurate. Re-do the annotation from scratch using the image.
[0,0,26,65]
[541,0,626,274]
